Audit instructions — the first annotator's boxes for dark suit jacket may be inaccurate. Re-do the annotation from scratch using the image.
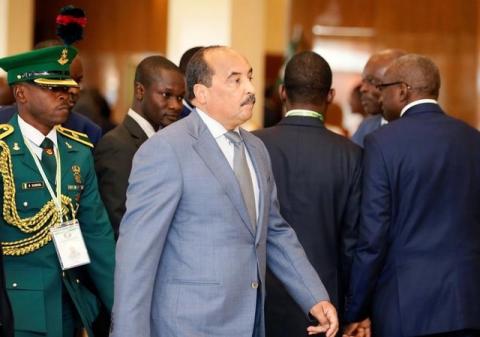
[0,244,13,337]
[345,103,480,337]
[351,114,383,148]
[94,115,149,238]
[0,105,102,144]
[254,116,362,336]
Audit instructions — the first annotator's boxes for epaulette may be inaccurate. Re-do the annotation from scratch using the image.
[56,125,93,148]
[0,124,14,140]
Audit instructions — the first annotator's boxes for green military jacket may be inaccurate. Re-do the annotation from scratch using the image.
[0,115,115,337]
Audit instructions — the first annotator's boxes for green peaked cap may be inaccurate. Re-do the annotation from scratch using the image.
[0,45,78,86]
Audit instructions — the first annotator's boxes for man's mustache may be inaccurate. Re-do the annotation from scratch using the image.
[240,94,256,106]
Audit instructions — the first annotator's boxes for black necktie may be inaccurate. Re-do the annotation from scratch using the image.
[39,137,56,185]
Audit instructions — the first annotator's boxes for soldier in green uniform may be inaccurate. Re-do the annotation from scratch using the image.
[0,44,115,337]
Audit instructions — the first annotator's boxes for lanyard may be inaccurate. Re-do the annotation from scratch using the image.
[23,137,63,221]
[285,109,324,122]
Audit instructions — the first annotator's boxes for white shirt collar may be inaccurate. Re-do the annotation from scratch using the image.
[17,114,58,148]
[183,99,194,112]
[127,108,156,138]
[196,108,239,138]
[400,99,438,117]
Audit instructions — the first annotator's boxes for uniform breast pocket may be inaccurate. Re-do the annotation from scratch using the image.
[6,269,47,333]
[15,190,47,215]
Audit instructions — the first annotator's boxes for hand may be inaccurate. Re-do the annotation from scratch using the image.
[306,301,339,337]
[343,318,371,337]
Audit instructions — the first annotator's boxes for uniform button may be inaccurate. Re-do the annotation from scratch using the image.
[251,281,259,289]
[12,283,17,288]
[23,201,28,207]
[62,272,66,277]
[76,279,80,284]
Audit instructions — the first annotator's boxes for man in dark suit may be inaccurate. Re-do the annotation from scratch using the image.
[351,49,405,147]
[0,243,13,337]
[344,54,480,337]
[94,55,185,238]
[254,51,362,337]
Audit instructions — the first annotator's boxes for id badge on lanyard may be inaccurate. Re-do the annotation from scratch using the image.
[24,137,91,269]
[51,219,91,269]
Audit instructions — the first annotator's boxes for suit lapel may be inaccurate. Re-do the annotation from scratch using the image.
[123,115,149,148]
[189,112,255,236]
[56,133,78,185]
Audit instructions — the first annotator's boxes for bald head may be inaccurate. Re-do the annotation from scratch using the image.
[366,49,407,74]
[384,54,441,99]
[360,49,407,115]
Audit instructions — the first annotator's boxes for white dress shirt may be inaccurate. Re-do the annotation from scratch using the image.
[127,108,156,138]
[196,108,259,218]
[401,99,438,117]
[18,115,58,159]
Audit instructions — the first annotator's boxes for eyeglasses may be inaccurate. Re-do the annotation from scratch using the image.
[376,81,411,91]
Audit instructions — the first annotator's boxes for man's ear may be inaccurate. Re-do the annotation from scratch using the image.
[135,82,145,101]
[193,84,207,105]
[398,83,410,104]
[278,84,287,103]
[326,88,335,104]
[12,84,27,104]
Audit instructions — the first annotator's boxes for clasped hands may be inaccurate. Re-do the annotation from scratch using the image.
[342,318,371,337]
[307,301,371,337]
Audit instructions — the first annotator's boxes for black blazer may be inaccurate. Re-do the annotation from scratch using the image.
[94,115,149,238]
[254,115,362,336]
[0,243,13,337]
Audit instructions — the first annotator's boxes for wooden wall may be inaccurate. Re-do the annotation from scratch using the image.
[35,0,168,123]
[289,0,479,127]
[35,0,480,128]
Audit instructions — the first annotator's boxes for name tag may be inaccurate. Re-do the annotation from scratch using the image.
[50,219,91,270]
[22,181,44,190]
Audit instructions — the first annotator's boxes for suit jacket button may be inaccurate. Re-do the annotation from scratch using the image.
[251,281,259,289]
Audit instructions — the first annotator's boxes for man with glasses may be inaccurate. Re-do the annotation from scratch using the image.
[351,49,405,147]
[344,54,480,337]
[0,45,115,337]
[94,55,185,238]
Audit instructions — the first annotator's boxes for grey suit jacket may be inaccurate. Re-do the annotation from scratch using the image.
[94,115,149,238]
[111,111,329,337]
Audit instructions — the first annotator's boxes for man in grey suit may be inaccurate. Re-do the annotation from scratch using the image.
[111,46,338,337]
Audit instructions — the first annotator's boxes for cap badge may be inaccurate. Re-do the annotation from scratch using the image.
[57,48,69,65]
